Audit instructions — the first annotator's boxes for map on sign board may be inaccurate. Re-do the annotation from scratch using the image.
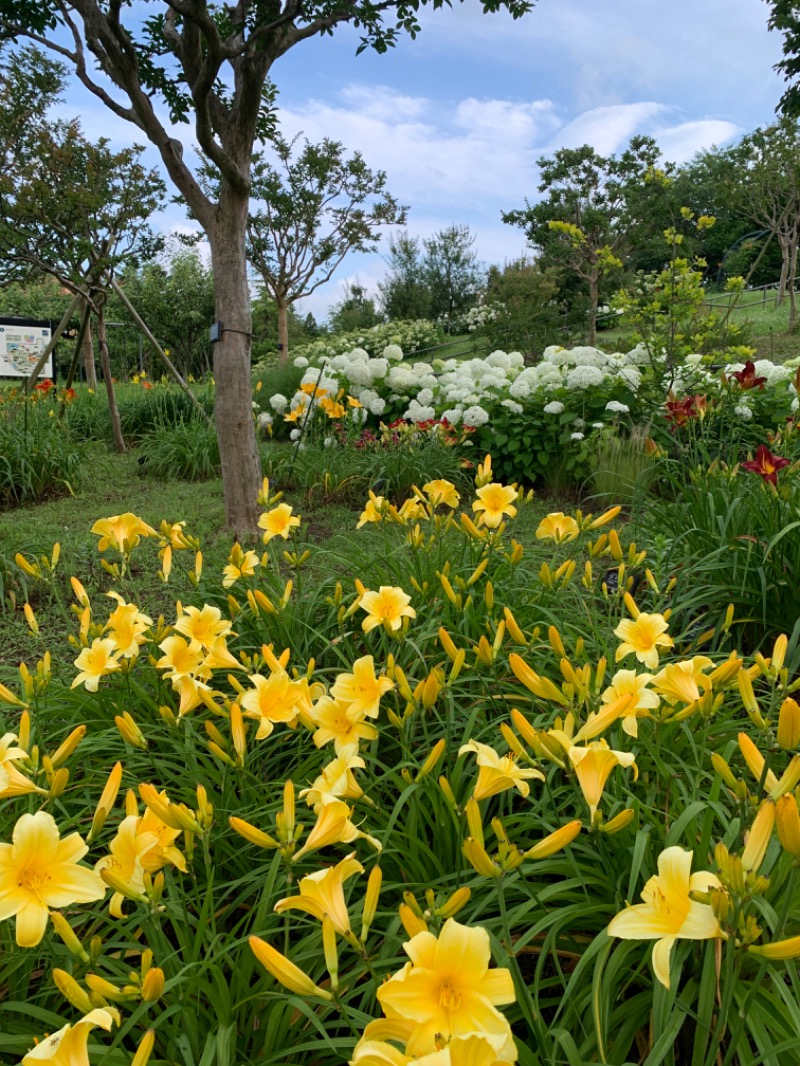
[0,322,53,378]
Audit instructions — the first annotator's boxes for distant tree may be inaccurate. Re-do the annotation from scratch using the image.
[724,119,800,330]
[328,281,381,333]
[422,224,483,328]
[769,0,800,115]
[243,135,405,362]
[118,248,216,378]
[503,136,665,344]
[0,45,165,450]
[250,287,317,363]
[378,231,431,320]
[485,258,560,353]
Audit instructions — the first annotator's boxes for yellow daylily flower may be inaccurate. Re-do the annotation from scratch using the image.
[535,512,579,543]
[651,656,713,707]
[568,740,637,820]
[274,853,364,933]
[608,846,724,989]
[330,656,394,719]
[309,696,379,754]
[360,586,416,634]
[472,483,518,529]
[249,936,332,999]
[105,601,153,659]
[352,1033,509,1066]
[22,1008,116,1066]
[240,669,303,739]
[156,635,207,682]
[71,638,121,692]
[90,513,156,554]
[0,733,45,798]
[222,544,259,588]
[357,495,386,529]
[614,612,673,669]
[376,918,517,1059]
[300,752,366,809]
[259,503,301,544]
[173,604,233,650]
[422,479,460,509]
[95,808,187,917]
[0,811,105,947]
[458,740,544,800]
[293,799,380,861]
[600,670,660,737]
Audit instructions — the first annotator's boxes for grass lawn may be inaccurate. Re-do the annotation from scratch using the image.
[0,445,581,675]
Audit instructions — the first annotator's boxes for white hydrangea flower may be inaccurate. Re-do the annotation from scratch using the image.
[258,412,273,427]
[270,393,288,412]
[543,401,565,415]
[293,356,309,368]
[501,399,524,414]
[405,400,436,422]
[571,431,585,441]
[441,408,463,424]
[605,400,630,414]
[566,366,605,390]
[383,344,404,361]
[734,405,753,421]
[360,389,386,415]
[462,404,490,427]
[417,388,435,406]
[592,422,605,429]
[290,428,302,441]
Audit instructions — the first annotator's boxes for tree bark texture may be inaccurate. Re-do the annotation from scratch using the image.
[96,304,126,454]
[82,301,98,388]
[210,189,262,536]
[587,272,599,346]
[277,297,290,364]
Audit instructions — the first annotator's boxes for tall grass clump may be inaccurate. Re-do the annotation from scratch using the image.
[137,417,221,480]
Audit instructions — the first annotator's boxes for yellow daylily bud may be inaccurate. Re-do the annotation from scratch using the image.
[778,697,800,751]
[548,625,566,657]
[773,634,788,673]
[608,529,623,562]
[50,914,90,962]
[463,837,501,878]
[141,968,165,1002]
[770,755,800,800]
[230,702,247,765]
[742,801,775,873]
[417,739,446,780]
[398,902,428,937]
[711,753,739,790]
[439,627,459,661]
[50,725,86,768]
[589,506,621,529]
[438,775,458,810]
[0,681,23,707]
[89,761,124,842]
[524,820,581,859]
[509,654,567,705]
[361,865,382,941]
[748,936,800,959]
[52,968,95,1014]
[449,648,466,682]
[776,794,800,858]
[599,809,635,834]
[85,973,125,1001]
[394,665,414,703]
[48,767,69,798]
[131,1031,156,1066]
[322,915,339,990]
[249,937,332,999]
[503,608,526,645]
[467,558,489,585]
[464,797,484,846]
[23,603,39,634]
[435,887,471,918]
[115,713,147,751]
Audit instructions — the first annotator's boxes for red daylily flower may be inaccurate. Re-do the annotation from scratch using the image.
[742,444,790,485]
[730,360,767,391]
[664,394,706,429]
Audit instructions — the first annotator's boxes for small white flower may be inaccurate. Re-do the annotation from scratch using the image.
[543,401,565,415]
[592,422,605,429]
[290,428,301,441]
[570,431,585,441]
[605,400,630,414]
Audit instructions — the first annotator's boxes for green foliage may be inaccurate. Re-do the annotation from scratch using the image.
[327,280,382,333]
[254,320,443,372]
[137,418,221,480]
[115,247,216,379]
[116,384,215,445]
[378,231,432,320]
[484,258,562,353]
[0,399,84,506]
[245,135,406,317]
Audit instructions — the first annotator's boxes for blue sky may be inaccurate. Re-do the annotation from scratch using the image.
[59,0,787,321]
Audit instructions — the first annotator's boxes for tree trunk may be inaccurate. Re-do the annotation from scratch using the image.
[96,304,126,454]
[277,296,290,364]
[587,271,599,346]
[82,301,98,387]
[790,239,799,333]
[778,238,789,306]
[210,188,262,535]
